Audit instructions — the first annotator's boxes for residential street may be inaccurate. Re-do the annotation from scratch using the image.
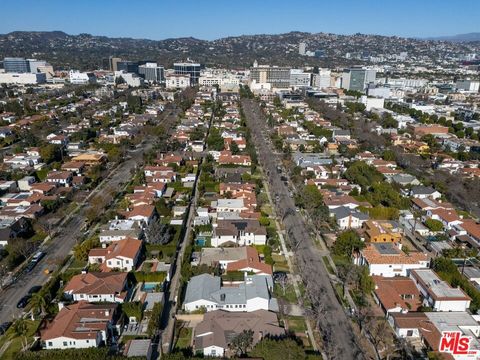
[0,107,181,324]
[242,98,364,360]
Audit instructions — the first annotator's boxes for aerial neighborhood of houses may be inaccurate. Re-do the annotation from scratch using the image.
[0,32,480,360]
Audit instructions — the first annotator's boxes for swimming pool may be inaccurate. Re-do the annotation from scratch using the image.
[141,282,159,292]
[195,238,206,246]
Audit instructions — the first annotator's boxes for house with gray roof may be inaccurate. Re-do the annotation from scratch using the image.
[330,206,369,229]
[390,173,420,187]
[409,186,441,199]
[183,274,278,313]
[211,219,267,247]
[194,310,284,358]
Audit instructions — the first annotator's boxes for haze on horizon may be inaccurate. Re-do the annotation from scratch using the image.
[1,0,479,41]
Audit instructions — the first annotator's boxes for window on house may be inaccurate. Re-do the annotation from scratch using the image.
[407,330,413,336]
[63,342,68,346]
[48,342,53,347]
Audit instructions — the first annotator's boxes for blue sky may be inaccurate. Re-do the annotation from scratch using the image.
[1,0,478,40]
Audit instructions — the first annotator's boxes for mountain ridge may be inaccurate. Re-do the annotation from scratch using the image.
[0,30,478,70]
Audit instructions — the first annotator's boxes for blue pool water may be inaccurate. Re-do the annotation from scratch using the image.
[195,238,206,246]
[141,283,159,292]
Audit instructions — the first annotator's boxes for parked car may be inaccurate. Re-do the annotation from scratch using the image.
[0,322,12,335]
[28,285,42,295]
[16,295,30,309]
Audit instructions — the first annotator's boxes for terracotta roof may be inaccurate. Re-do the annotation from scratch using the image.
[124,204,155,219]
[41,302,116,341]
[46,171,73,180]
[227,247,272,275]
[361,244,429,265]
[389,311,428,329]
[373,276,421,312]
[430,208,461,223]
[64,272,127,297]
[460,219,480,241]
[89,238,142,261]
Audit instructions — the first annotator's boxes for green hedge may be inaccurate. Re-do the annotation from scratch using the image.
[16,348,144,360]
[133,271,167,283]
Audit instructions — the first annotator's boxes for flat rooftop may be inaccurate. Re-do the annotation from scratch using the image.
[412,269,468,299]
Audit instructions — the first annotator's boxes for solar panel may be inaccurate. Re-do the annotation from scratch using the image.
[374,243,399,255]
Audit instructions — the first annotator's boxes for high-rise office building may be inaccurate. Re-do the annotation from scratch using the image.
[312,69,331,88]
[341,67,376,92]
[27,59,47,73]
[290,69,311,87]
[139,63,165,82]
[250,65,291,88]
[299,42,306,55]
[3,57,29,73]
[109,57,122,72]
[117,61,139,74]
[174,61,201,85]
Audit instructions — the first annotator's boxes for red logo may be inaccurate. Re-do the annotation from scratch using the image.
[439,331,478,356]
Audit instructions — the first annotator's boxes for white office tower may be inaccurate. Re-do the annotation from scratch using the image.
[312,69,331,89]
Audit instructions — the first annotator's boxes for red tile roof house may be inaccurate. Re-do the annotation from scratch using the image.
[63,272,128,303]
[226,246,273,275]
[218,151,252,166]
[219,183,256,196]
[30,182,56,195]
[373,276,421,315]
[40,302,118,350]
[88,238,142,272]
[122,204,156,227]
[155,153,183,167]
[45,171,73,187]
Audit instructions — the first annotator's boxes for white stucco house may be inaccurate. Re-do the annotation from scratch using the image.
[183,274,278,313]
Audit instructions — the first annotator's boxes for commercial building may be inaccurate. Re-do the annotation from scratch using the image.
[312,69,331,88]
[299,42,306,55]
[3,57,49,74]
[341,67,376,92]
[289,69,311,87]
[138,62,164,83]
[27,59,47,73]
[360,95,385,111]
[250,65,291,89]
[69,70,96,84]
[456,79,480,92]
[165,74,190,89]
[109,57,122,72]
[117,61,139,74]
[115,71,144,87]
[3,57,29,73]
[0,72,46,84]
[174,61,201,85]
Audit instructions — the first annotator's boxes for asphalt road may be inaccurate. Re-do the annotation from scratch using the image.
[0,106,181,324]
[242,99,364,360]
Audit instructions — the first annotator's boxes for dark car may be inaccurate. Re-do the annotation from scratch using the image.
[28,285,42,295]
[16,295,30,309]
[0,322,12,335]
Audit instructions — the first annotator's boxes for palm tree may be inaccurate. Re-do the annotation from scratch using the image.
[14,318,28,351]
[30,293,47,319]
